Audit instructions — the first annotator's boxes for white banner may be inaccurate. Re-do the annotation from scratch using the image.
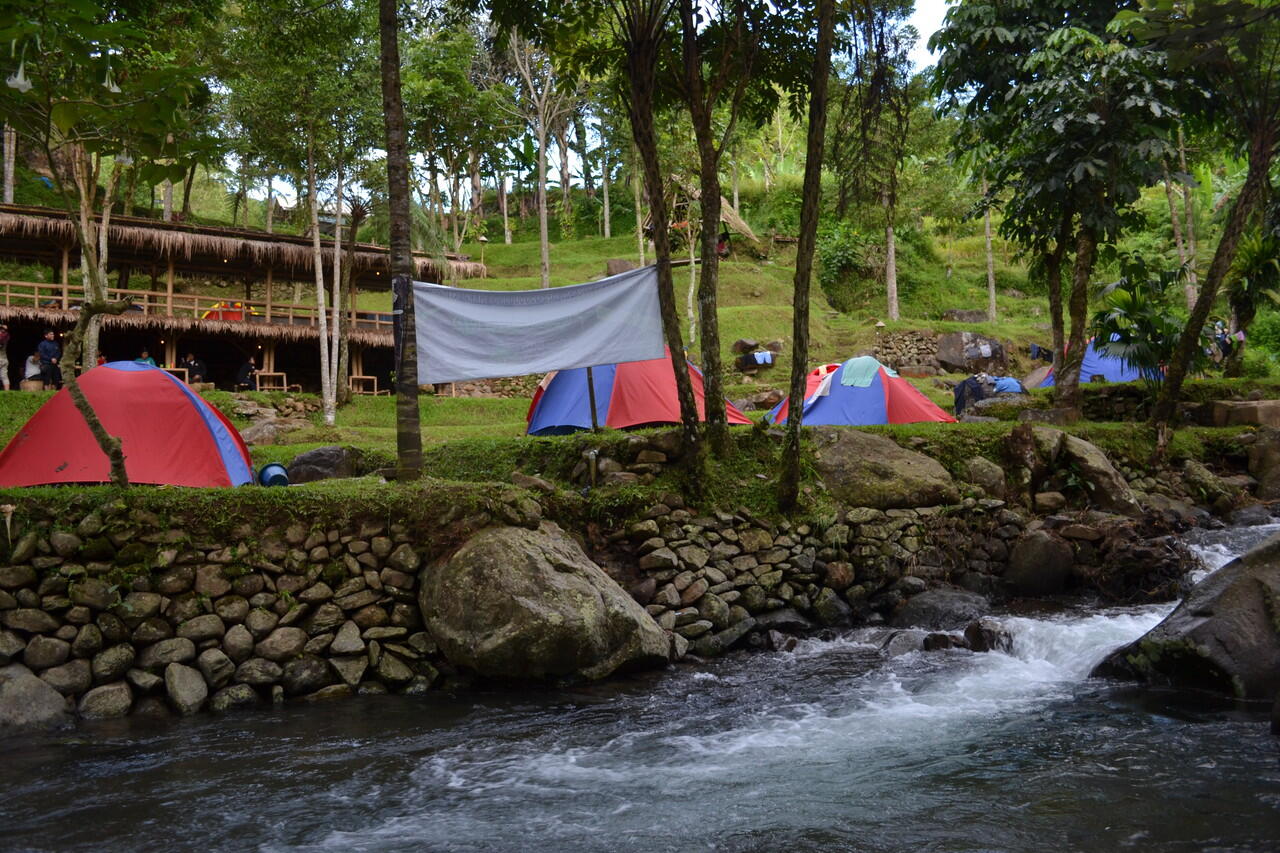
[413,265,666,384]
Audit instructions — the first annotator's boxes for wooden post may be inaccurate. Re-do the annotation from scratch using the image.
[586,366,600,431]
[165,258,175,315]
[164,338,177,368]
[265,267,273,323]
[264,341,276,373]
[352,345,364,376]
[60,247,70,309]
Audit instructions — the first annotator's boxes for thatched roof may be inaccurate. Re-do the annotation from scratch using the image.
[0,304,393,347]
[0,204,486,286]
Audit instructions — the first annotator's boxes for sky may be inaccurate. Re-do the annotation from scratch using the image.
[909,0,951,70]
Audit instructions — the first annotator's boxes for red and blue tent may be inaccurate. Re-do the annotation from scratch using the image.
[766,356,956,425]
[526,353,753,435]
[0,362,253,487]
[1037,338,1147,386]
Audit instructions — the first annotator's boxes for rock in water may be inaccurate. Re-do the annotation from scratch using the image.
[811,427,959,509]
[1006,530,1074,596]
[420,522,670,680]
[1093,532,1280,700]
[890,588,989,630]
[0,663,71,731]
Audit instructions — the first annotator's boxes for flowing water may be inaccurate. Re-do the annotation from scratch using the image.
[3,529,1280,852]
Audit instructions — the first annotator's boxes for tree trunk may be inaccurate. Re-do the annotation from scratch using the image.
[1044,213,1071,396]
[885,208,899,321]
[779,0,835,511]
[500,172,511,243]
[536,122,551,288]
[633,163,645,265]
[338,212,360,406]
[621,4,700,464]
[678,0,732,454]
[3,123,15,205]
[1154,129,1275,426]
[1056,227,1097,417]
[687,222,697,344]
[732,158,739,212]
[602,152,612,238]
[983,178,996,322]
[308,132,333,426]
[328,158,343,425]
[162,179,173,222]
[1178,124,1199,296]
[265,175,275,234]
[62,301,135,487]
[574,111,594,196]
[469,148,483,219]
[180,162,196,220]
[557,121,572,225]
[1162,161,1193,308]
[69,147,119,369]
[380,0,422,478]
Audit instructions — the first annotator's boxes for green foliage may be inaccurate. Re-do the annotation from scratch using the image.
[817,224,879,312]
[1090,256,1208,390]
[1248,310,1280,356]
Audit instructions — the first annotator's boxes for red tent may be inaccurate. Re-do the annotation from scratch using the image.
[0,363,253,487]
[527,352,753,435]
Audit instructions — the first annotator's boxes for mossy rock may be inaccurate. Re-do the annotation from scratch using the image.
[810,427,959,510]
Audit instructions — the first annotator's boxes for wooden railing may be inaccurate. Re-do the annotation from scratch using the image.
[0,280,393,332]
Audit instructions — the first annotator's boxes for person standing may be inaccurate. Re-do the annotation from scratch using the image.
[37,330,61,389]
[0,323,10,390]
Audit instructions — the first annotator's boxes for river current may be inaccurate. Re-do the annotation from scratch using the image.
[2,527,1280,852]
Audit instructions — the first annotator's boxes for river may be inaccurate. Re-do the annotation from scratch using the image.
[2,526,1279,852]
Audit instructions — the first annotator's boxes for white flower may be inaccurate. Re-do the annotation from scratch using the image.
[6,60,31,93]
[102,67,120,94]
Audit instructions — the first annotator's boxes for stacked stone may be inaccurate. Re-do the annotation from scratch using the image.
[434,376,539,398]
[872,330,940,375]
[621,496,1024,657]
[0,510,442,722]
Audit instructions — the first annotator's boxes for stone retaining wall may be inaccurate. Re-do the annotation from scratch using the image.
[0,494,1024,724]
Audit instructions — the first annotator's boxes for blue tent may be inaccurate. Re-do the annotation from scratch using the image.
[765,356,955,426]
[1038,339,1147,387]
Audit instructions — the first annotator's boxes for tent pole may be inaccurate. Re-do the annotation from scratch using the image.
[586,365,600,431]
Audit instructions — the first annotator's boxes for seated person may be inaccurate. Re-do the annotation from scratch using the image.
[182,352,208,383]
[23,352,42,383]
[134,349,157,367]
[235,357,257,390]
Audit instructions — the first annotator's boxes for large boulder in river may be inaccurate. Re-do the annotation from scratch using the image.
[812,427,959,509]
[890,587,990,630]
[419,522,670,681]
[1032,428,1142,517]
[1092,532,1280,700]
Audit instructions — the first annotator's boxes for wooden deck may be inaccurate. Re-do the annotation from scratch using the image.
[0,279,393,335]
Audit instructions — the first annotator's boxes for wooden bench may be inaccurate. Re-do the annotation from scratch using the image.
[349,375,380,395]
[255,372,287,392]
[163,367,188,383]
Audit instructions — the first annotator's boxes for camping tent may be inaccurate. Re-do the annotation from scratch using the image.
[1036,338,1146,386]
[766,356,956,425]
[0,362,253,487]
[527,354,753,435]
